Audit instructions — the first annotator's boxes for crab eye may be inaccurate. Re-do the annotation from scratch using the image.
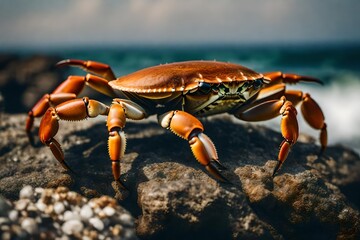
[198,82,212,94]
[253,79,263,89]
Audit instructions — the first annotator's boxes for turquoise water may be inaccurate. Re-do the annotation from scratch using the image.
[12,44,360,152]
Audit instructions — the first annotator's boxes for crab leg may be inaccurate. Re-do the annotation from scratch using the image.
[158,110,228,182]
[285,90,327,153]
[235,97,299,176]
[39,97,109,171]
[39,96,146,185]
[107,99,147,187]
[263,72,323,86]
[26,74,116,145]
[57,59,116,81]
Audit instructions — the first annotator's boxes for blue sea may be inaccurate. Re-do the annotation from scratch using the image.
[14,44,360,152]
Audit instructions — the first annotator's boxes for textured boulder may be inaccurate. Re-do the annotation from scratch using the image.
[1,113,360,239]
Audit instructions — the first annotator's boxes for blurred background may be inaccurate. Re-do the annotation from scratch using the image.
[0,0,359,152]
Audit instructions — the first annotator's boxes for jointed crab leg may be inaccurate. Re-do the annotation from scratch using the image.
[107,99,147,185]
[39,97,109,171]
[235,97,299,176]
[26,74,116,144]
[284,90,327,152]
[57,59,116,81]
[39,96,147,187]
[159,110,228,182]
[263,72,323,86]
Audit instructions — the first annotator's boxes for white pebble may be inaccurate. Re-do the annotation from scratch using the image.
[53,193,60,201]
[54,202,65,214]
[20,185,34,199]
[35,200,47,212]
[119,213,133,226]
[8,210,18,222]
[89,217,104,231]
[103,206,115,217]
[62,219,84,235]
[21,218,38,234]
[63,210,81,221]
[15,199,29,211]
[80,204,93,220]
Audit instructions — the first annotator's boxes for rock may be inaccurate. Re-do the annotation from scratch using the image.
[19,185,34,199]
[80,204,93,220]
[1,112,360,239]
[62,219,84,235]
[89,217,104,231]
[103,206,116,217]
[54,202,65,214]
[137,178,275,239]
[237,162,360,239]
[0,186,137,239]
[21,217,38,235]
[0,196,11,217]
[0,54,66,113]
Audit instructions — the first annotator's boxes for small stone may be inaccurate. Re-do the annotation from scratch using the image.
[97,210,106,219]
[119,213,133,226]
[80,204,93,220]
[35,200,47,212]
[111,224,123,236]
[21,217,38,234]
[54,202,65,214]
[19,185,34,199]
[103,206,115,217]
[56,186,69,194]
[89,217,104,231]
[62,219,84,235]
[15,199,30,211]
[8,210,18,222]
[63,210,81,221]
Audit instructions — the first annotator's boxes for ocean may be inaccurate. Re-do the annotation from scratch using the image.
[9,44,360,153]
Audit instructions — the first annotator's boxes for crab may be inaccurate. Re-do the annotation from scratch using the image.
[26,59,327,186]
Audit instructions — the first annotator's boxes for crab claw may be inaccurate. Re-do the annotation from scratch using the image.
[189,131,229,182]
[159,110,229,182]
[205,162,230,183]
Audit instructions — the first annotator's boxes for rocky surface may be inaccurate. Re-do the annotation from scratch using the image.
[1,113,360,239]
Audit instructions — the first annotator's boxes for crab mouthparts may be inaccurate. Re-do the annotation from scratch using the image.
[217,80,263,100]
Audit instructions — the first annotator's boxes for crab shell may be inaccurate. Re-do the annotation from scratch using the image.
[109,61,264,94]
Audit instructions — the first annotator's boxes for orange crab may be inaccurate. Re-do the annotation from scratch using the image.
[26,59,327,186]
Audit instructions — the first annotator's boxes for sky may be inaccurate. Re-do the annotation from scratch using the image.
[0,0,359,48]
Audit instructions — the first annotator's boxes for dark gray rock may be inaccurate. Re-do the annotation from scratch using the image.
[0,55,65,113]
[0,113,360,239]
